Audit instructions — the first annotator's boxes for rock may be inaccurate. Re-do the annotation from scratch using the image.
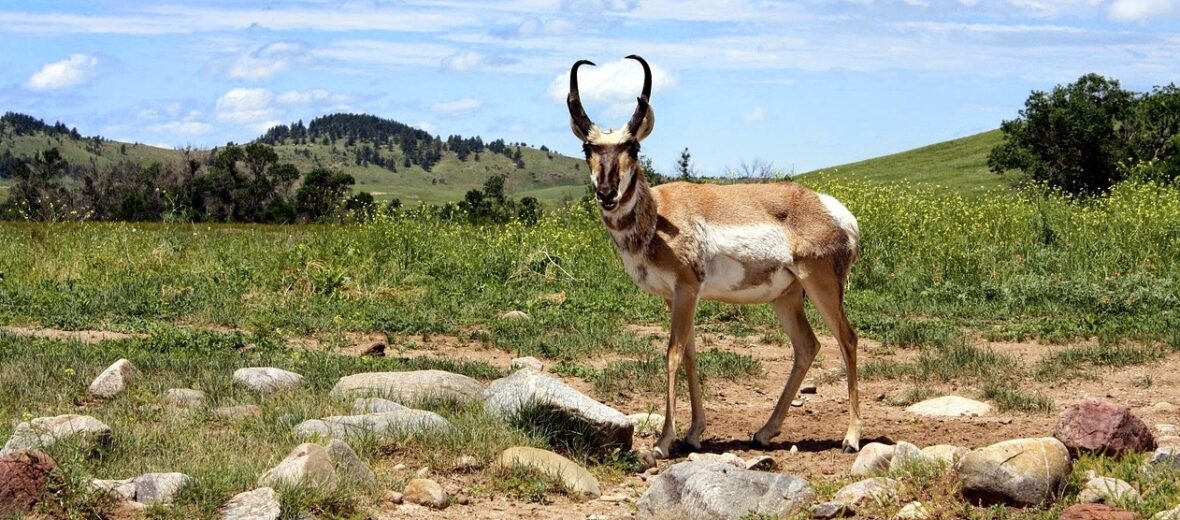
[745,455,777,471]
[456,494,471,505]
[90,477,136,501]
[905,395,992,417]
[233,367,304,393]
[1153,504,1180,520]
[484,368,633,450]
[134,473,191,504]
[791,398,805,407]
[383,490,404,505]
[330,370,484,404]
[1,414,112,455]
[497,447,601,498]
[163,388,207,408]
[1144,447,1180,474]
[0,450,58,516]
[687,452,746,467]
[1158,436,1180,449]
[361,342,386,357]
[294,410,451,441]
[1054,399,1156,457]
[1078,476,1139,504]
[637,461,814,520]
[403,478,448,509]
[213,405,263,421]
[1151,402,1177,414]
[834,477,900,509]
[221,487,281,520]
[87,359,140,399]
[921,444,968,464]
[451,455,481,472]
[1157,424,1178,436]
[896,501,929,519]
[258,443,337,491]
[628,413,665,437]
[1059,503,1138,520]
[851,442,895,476]
[500,310,530,320]
[352,397,410,413]
[324,439,377,491]
[510,356,544,371]
[890,441,936,471]
[811,501,853,519]
[955,437,1072,506]
[800,381,818,394]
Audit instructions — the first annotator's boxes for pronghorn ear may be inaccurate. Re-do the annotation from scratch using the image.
[632,104,654,142]
[570,119,594,143]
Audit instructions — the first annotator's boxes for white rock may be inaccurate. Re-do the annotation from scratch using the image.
[258,443,337,491]
[233,367,303,393]
[890,441,937,471]
[636,461,814,520]
[2,414,112,455]
[1078,476,1139,504]
[294,410,451,441]
[163,388,207,408]
[905,395,992,417]
[330,370,483,404]
[500,310,530,320]
[510,356,544,371]
[834,477,900,508]
[213,405,262,421]
[87,359,140,399]
[497,446,601,498]
[90,473,191,504]
[896,501,929,519]
[955,437,1072,506]
[221,487,280,520]
[687,452,745,467]
[921,444,968,464]
[628,413,665,437]
[324,439,377,491]
[851,442,895,476]
[1153,504,1180,520]
[351,397,410,414]
[1156,424,1178,436]
[484,368,633,450]
[403,478,449,509]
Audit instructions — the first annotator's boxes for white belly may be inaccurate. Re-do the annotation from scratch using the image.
[698,223,797,304]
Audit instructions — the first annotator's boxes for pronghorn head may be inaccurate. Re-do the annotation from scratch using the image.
[567,55,655,212]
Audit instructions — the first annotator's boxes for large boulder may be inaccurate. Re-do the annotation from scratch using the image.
[91,473,191,504]
[905,396,991,417]
[496,447,600,498]
[221,487,280,520]
[1053,399,1156,457]
[1058,503,1138,520]
[258,443,337,491]
[87,359,140,399]
[636,461,814,520]
[233,367,303,393]
[484,368,633,450]
[324,439,377,491]
[955,437,1072,506]
[851,442,894,476]
[0,450,58,516]
[294,410,451,441]
[330,370,484,404]
[1,414,112,455]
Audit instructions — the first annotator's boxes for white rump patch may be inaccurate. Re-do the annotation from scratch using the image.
[818,193,859,250]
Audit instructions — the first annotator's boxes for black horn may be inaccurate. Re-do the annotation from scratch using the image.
[624,54,652,137]
[567,59,595,139]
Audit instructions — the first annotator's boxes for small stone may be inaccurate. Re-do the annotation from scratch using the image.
[851,442,895,476]
[220,487,280,520]
[790,444,799,453]
[500,310,530,320]
[834,477,900,509]
[294,410,452,442]
[800,381,818,394]
[811,501,853,519]
[1145,447,1180,474]
[497,446,601,498]
[403,478,448,509]
[745,455,776,470]
[510,356,544,371]
[1152,504,1180,520]
[456,494,471,505]
[0,450,58,516]
[451,455,481,472]
[213,405,263,421]
[1151,402,1177,414]
[87,359,140,399]
[1059,503,1139,520]
[1156,424,1178,436]
[1078,476,1139,504]
[628,413,665,437]
[361,342,386,357]
[415,467,430,478]
[906,395,991,417]
[393,463,407,471]
[233,367,303,393]
[792,398,805,407]
[896,501,929,520]
[598,494,629,502]
[384,490,404,505]
[90,478,136,501]
[163,388,207,408]
[258,443,337,491]
[636,451,657,473]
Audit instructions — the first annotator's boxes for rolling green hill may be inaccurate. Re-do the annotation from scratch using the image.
[798,129,1009,194]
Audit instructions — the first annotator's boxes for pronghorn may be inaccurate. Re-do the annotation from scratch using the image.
[567,55,862,458]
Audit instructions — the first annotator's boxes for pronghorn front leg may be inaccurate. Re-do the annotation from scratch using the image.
[652,286,700,459]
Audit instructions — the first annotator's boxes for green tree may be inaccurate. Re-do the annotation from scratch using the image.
[296,168,355,222]
[988,73,1135,194]
[1125,84,1180,183]
[676,147,697,181]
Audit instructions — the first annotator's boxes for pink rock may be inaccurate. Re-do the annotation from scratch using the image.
[1053,399,1156,457]
[0,450,58,516]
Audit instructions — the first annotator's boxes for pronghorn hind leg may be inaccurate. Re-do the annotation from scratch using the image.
[753,283,820,447]
[652,286,700,459]
[799,265,861,453]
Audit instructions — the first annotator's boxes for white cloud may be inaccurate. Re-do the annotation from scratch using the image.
[275,89,347,105]
[743,106,767,123]
[1108,0,1174,21]
[431,97,483,115]
[216,88,281,131]
[227,41,312,80]
[24,54,98,91]
[546,57,677,118]
[441,51,485,72]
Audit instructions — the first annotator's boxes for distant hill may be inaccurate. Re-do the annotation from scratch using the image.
[0,112,589,205]
[797,130,1008,194]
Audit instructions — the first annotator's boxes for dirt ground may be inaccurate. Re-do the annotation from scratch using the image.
[6,324,1179,519]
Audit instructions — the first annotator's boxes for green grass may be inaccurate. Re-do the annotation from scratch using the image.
[797,129,1008,194]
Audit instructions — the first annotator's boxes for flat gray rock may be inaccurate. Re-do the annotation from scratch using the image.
[163,389,207,408]
[258,443,337,491]
[294,410,451,441]
[90,472,191,504]
[496,446,600,498]
[233,367,303,393]
[1078,476,1139,504]
[510,356,544,371]
[955,437,1071,506]
[87,359,140,399]
[352,397,410,414]
[221,487,280,520]
[325,439,377,491]
[636,461,814,520]
[484,368,633,450]
[833,477,900,509]
[330,370,484,404]
[2,414,112,455]
[906,395,991,417]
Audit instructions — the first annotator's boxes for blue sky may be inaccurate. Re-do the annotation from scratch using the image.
[1,0,1178,175]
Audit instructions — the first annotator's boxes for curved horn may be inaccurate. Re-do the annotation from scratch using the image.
[624,55,652,137]
[567,59,596,141]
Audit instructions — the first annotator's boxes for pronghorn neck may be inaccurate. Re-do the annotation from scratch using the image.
[600,172,657,254]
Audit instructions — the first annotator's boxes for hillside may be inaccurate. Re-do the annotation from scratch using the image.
[0,112,588,206]
[797,129,1008,194]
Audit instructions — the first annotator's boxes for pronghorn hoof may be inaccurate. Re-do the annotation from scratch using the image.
[651,446,672,460]
[841,443,860,454]
[752,430,779,448]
